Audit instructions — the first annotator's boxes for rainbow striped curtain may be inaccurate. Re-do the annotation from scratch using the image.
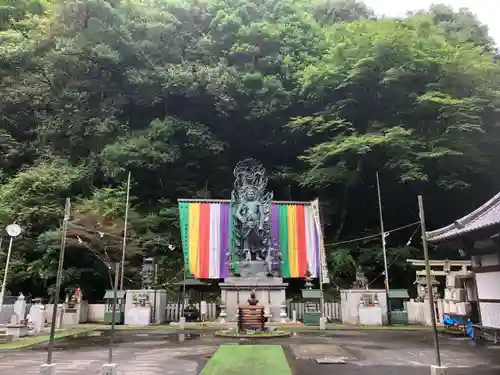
[271,204,319,278]
[178,202,231,279]
[178,201,320,279]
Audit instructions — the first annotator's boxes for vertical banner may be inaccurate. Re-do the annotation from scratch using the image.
[273,203,320,278]
[311,199,330,284]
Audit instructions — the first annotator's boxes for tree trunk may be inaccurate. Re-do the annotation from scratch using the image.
[333,156,363,241]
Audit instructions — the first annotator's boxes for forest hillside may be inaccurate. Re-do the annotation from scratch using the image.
[1,0,499,300]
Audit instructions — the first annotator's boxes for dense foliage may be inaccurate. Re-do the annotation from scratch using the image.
[1,0,499,301]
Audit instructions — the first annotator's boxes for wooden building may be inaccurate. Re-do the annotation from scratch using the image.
[426,192,500,336]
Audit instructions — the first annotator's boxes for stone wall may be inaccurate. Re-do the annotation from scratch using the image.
[87,304,106,323]
[407,299,444,326]
[340,289,388,325]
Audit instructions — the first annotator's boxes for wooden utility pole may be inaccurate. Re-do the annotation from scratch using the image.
[418,195,442,367]
[108,262,119,363]
[120,171,131,290]
[47,198,71,365]
[376,172,390,290]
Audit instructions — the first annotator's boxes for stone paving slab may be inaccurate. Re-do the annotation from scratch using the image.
[0,346,215,375]
[345,346,500,368]
[291,344,354,360]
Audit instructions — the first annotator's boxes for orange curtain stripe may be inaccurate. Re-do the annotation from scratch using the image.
[198,203,211,278]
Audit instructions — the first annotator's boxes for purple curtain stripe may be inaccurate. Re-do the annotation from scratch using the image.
[271,204,281,269]
[219,203,230,279]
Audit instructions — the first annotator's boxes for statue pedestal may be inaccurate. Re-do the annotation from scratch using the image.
[238,260,270,279]
[220,274,287,322]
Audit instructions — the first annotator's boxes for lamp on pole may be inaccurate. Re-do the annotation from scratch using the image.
[0,224,22,311]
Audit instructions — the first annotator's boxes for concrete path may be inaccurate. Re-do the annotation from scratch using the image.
[0,329,497,375]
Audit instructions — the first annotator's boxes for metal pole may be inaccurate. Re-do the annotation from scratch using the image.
[418,195,442,367]
[47,198,71,365]
[108,262,119,363]
[182,261,187,319]
[153,262,158,324]
[120,171,131,290]
[0,237,14,311]
[376,172,390,291]
[311,198,326,325]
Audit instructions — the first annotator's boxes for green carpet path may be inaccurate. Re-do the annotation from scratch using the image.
[200,344,292,375]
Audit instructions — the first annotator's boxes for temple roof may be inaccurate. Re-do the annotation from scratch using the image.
[427,192,500,244]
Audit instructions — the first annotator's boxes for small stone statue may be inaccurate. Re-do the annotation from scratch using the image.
[247,290,259,306]
[304,268,313,290]
[75,287,82,303]
[265,249,273,275]
[68,295,77,309]
[352,266,368,289]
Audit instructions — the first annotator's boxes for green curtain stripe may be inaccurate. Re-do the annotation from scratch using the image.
[278,204,291,278]
[178,202,191,276]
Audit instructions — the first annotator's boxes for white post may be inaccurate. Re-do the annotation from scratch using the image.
[101,363,118,375]
[40,364,56,375]
[280,304,288,323]
[102,263,119,375]
[0,237,14,311]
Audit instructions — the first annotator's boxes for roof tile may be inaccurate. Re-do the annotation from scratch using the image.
[426,192,500,244]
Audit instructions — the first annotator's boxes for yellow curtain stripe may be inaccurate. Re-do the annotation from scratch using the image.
[188,203,201,277]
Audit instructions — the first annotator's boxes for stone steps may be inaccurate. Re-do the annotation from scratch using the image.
[0,328,13,344]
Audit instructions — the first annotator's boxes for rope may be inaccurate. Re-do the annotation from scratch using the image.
[68,222,176,247]
[365,225,421,288]
[324,221,420,247]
